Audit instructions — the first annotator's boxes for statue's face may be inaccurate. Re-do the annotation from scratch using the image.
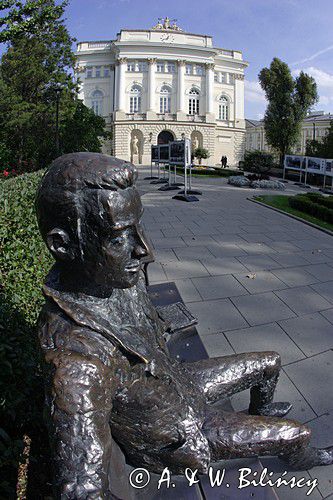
[83,187,152,289]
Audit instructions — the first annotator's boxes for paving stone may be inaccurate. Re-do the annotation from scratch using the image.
[278,313,333,357]
[192,274,248,300]
[231,292,296,326]
[311,281,333,304]
[173,279,202,303]
[225,323,304,365]
[173,245,215,261]
[272,267,319,287]
[187,299,248,334]
[237,232,273,243]
[200,332,235,357]
[237,254,282,271]
[320,308,333,324]
[275,286,332,315]
[153,237,187,249]
[146,262,168,283]
[237,242,278,255]
[234,270,288,293]
[270,252,311,268]
[181,235,218,247]
[206,242,247,258]
[307,412,333,498]
[266,241,301,253]
[153,248,178,263]
[303,263,333,282]
[231,371,316,423]
[211,234,247,245]
[161,259,210,280]
[294,239,328,251]
[284,350,333,415]
[201,257,248,276]
[259,459,323,500]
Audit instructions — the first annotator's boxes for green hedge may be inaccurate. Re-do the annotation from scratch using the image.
[303,192,333,209]
[0,170,53,496]
[288,194,333,223]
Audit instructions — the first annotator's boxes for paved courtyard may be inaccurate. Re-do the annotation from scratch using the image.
[138,168,333,500]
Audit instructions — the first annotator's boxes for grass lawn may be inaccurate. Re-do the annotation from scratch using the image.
[254,194,333,232]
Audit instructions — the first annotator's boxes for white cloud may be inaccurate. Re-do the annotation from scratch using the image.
[291,45,333,66]
[245,79,266,104]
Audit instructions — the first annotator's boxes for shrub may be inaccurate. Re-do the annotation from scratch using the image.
[289,194,333,223]
[194,147,210,165]
[0,170,53,496]
[241,150,274,178]
[304,192,333,209]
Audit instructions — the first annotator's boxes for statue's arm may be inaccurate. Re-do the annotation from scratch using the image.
[46,349,116,498]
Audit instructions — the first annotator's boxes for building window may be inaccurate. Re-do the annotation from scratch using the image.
[159,85,171,113]
[229,73,234,85]
[157,61,164,72]
[218,96,229,120]
[91,89,103,115]
[86,67,93,78]
[186,64,193,75]
[166,62,175,73]
[188,88,199,115]
[127,61,135,72]
[195,65,204,75]
[214,72,218,82]
[129,84,141,113]
[104,67,110,77]
[137,61,147,72]
[95,66,101,78]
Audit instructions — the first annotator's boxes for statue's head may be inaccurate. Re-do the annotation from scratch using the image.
[36,152,152,293]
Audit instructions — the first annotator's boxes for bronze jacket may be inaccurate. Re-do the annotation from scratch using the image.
[38,271,210,498]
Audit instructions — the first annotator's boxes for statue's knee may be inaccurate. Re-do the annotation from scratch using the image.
[264,351,281,370]
[281,421,311,444]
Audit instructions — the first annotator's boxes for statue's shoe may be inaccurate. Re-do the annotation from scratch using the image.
[317,446,333,466]
[249,402,293,417]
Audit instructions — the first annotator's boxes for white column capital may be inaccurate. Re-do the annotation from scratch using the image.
[177,59,186,67]
[116,57,127,65]
[147,57,157,65]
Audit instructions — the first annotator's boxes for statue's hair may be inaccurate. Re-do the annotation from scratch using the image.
[36,152,138,244]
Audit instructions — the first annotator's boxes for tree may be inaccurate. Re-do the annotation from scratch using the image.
[241,150,274,178]
[0,0,68,43]
[259,58,318,166]
[0,0,110,170]
[61,101,111,153]
[305,122,333,159]
[194,147,210,165]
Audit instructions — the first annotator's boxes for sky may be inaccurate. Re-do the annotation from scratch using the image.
[19,0,333,119]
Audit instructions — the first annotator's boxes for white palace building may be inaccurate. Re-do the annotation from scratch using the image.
[75,18,248,166]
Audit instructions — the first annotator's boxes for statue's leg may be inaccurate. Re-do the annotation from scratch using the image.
[203,409,333,470]
[186,352,290,416]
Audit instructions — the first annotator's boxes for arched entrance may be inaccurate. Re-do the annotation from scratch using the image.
[157,130,174,144]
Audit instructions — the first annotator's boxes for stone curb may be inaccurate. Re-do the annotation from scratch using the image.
[248,196,333,238]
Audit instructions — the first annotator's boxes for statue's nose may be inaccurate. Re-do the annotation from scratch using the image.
[133,225,150,258]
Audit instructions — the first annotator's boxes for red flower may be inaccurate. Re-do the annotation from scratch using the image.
[3,170,9,177]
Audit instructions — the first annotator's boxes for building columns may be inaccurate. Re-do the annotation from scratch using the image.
[147,58,157,120]
[116,57,127,112]
[205,62,215,122]
[176,60,186,119]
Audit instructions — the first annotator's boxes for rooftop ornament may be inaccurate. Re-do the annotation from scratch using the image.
[152,17,183,32]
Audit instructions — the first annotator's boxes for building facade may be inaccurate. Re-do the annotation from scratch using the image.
[75,18,248,166]
[246,111,333,156]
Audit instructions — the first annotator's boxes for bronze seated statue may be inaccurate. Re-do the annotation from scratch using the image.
[36,152,333,498]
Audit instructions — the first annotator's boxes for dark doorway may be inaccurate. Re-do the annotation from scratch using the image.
[157,130,174,144]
